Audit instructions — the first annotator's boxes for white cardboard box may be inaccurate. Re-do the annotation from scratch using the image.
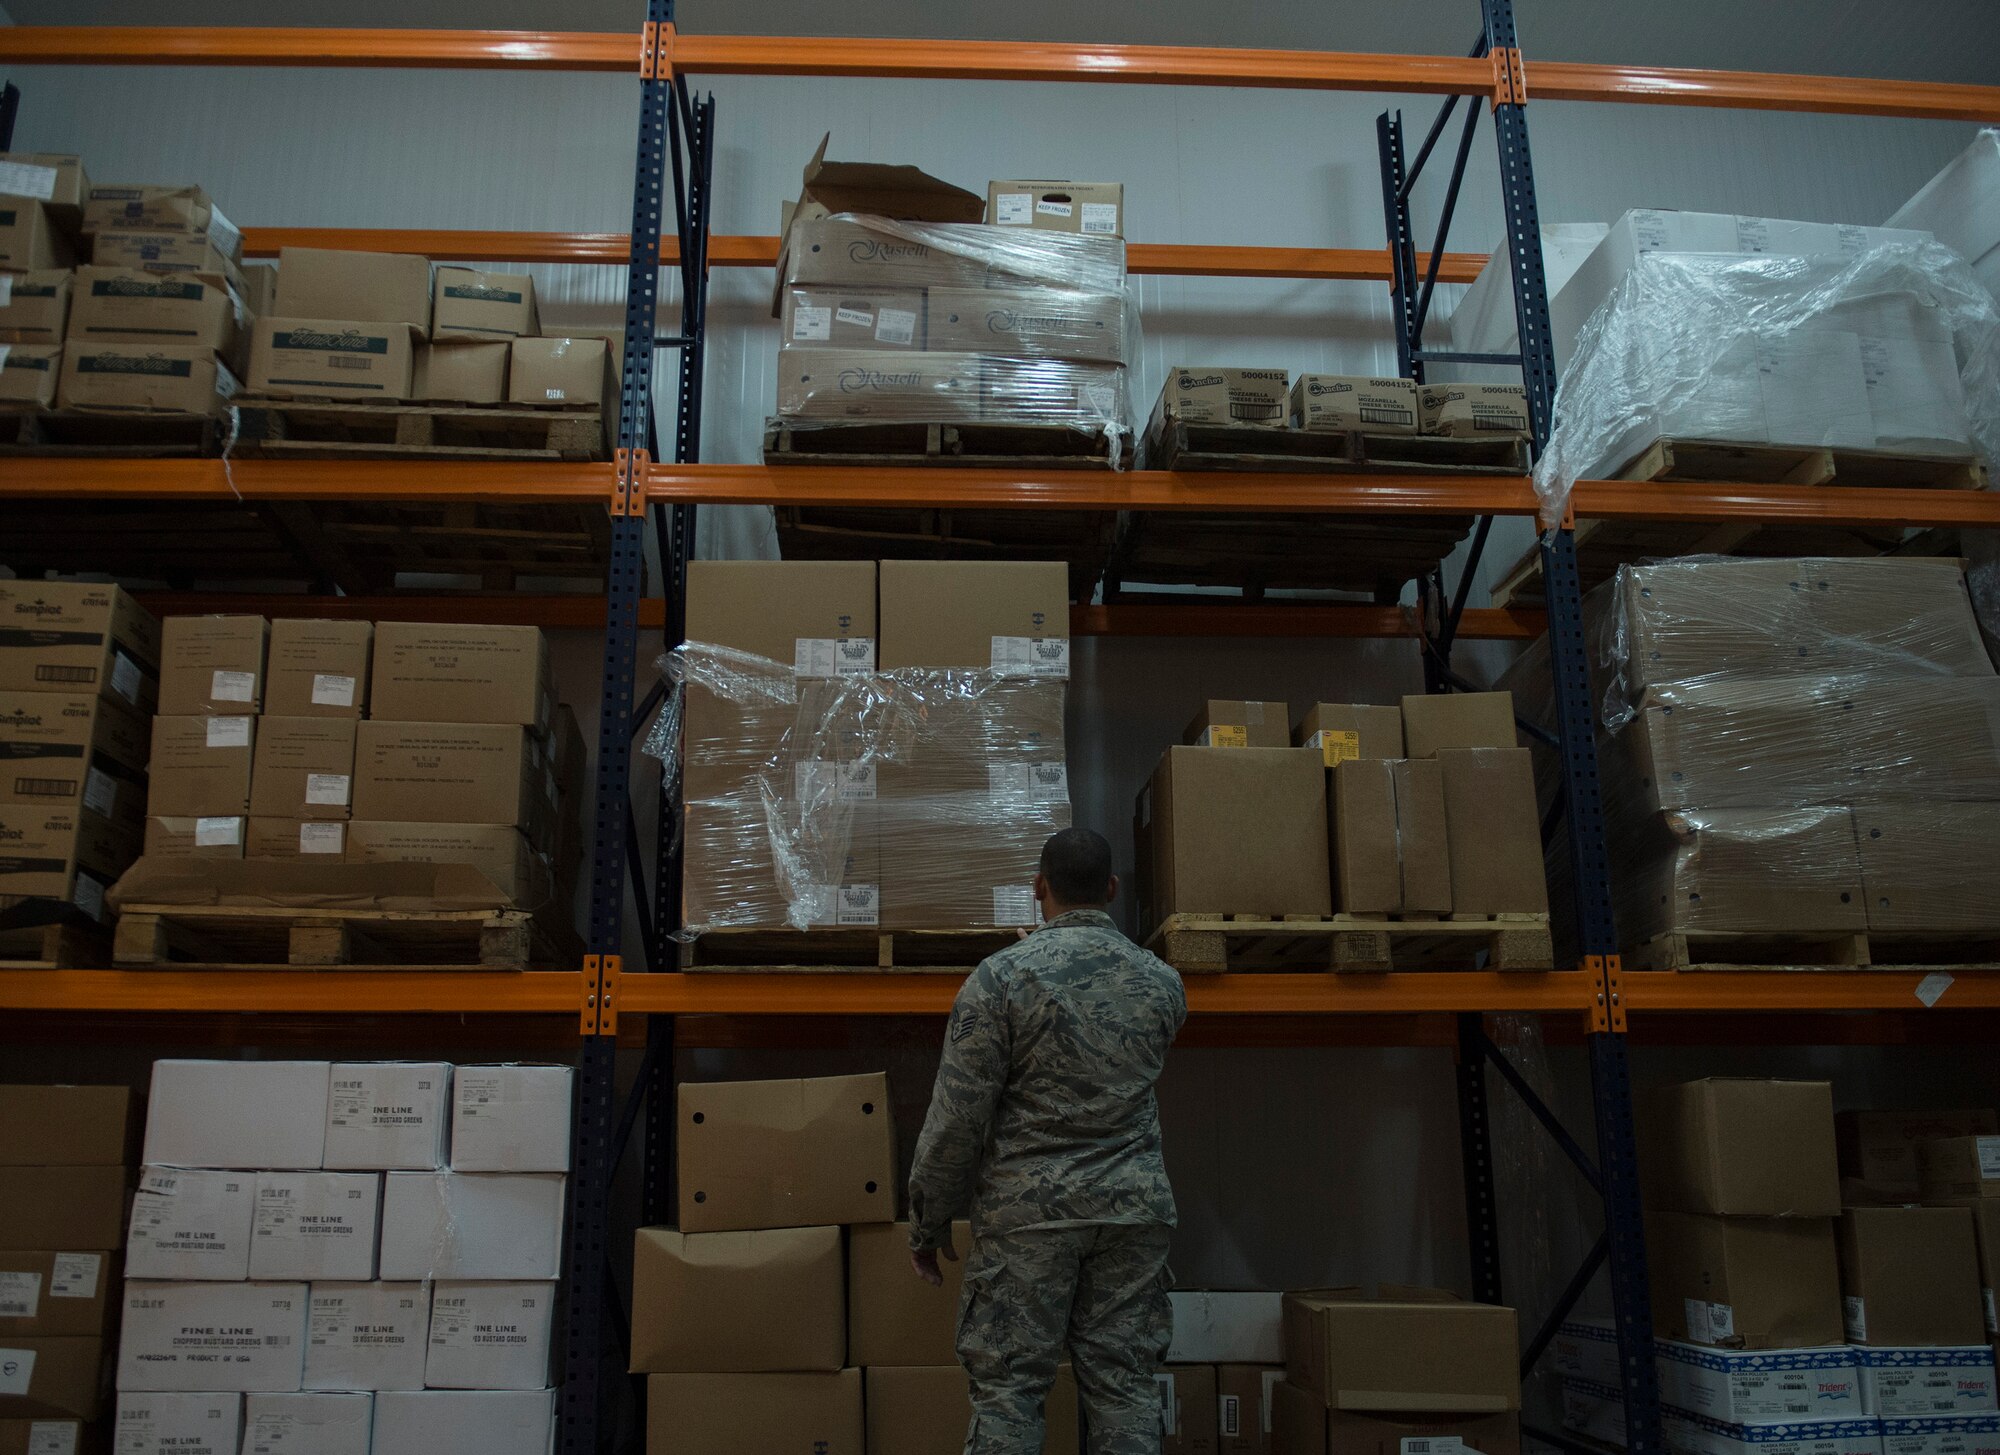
[115,1392,244,1455]
[1164,1291,1283,1364]
[304,1283,429,1393]
[19,1422,83,1455]
[1889,130,2000,297]
[1856,1348,1999,1416]
[423,1282,555,1390]
[144,1062,330,1170]
[249,1173,381,1281]
[376,1173,564,1281]
[127,1167,258,1281]
[370,1390,555,1455]
[118,1281,309,1392]
[1551,1318,1622,1385]
[1663,1412,1884,1455]
[324,1064,452,1172]
[449,1066,572,1173]
[244,1393,372,1455]
[1878,1415,2000,1455]
[1661,1339,1865,1423]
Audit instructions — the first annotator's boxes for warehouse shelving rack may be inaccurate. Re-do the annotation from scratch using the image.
[4,11,2000,1455]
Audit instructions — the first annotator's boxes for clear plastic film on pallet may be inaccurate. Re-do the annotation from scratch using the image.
[775,213,1135,461]
[644,641,1071,935]
[1532,240,2000,524]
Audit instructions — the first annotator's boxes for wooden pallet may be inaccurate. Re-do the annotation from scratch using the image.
[1629,928,2000,973]
[1491,436,1987,608]
[231,397,606,461]
[111,903,555,971]
[0,407,219,457]
[683,925,1024,973]
[774,505,1113,603]
[765,418,1118,469]
[1106,510,1475,597]
[1142,418,1531,475]
[0,918,110,970]
[1146,912,1555,973]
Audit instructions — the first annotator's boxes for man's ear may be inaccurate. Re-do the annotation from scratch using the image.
[1032,871,1048,901]
[1105,873,1120,905]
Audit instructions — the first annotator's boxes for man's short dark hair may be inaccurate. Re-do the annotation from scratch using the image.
[1039,827,1114,906]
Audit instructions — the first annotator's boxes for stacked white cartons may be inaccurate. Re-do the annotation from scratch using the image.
[115,1061,572,1455]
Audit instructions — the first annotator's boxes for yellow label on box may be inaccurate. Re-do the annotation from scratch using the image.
[1316,729,1361,766]
[1204,724,1249,748]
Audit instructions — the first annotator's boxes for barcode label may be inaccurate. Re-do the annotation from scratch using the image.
[1081,202,1119,234]
[328,356,371,370]
[36,665,94,684]
[995,193,1032,225]
[11,776,75,798]
[792,305,831,341]
[1361,405,1415,426]
[1229,401,1283,420]
[875,308,917,346]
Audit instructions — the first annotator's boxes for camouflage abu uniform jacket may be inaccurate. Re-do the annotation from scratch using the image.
[909,907,1187,1251]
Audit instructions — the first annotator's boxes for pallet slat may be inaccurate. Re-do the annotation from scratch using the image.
[1145,913,1554,974]
[1629,928,2000,973]
[764,418,1118,469]
[684,925,1024,973]
[1140,419,1532,475]
[231,398,607,462]
[111,902,555,971]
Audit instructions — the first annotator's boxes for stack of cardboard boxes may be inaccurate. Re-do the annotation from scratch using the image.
[114,1059,571,1455]
[1134,692,1548,934]
[137,618,576,914]
[0,581,160,926]
[677,560,1071,935]
[0,1084,138,1455]
[1160,1290,1287,1455]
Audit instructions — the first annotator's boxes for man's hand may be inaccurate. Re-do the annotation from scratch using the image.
[910,1237,959,1287]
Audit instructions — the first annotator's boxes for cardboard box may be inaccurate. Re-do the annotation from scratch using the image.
[116,1393,244,1455]
[677,1072,896,1233]
[0,803,138,917]
[1289,376,1420,434]
[410,342,508,404]
[273,249,429,337]
[863,1364,1078,1455]
[1219,1365,1284,1455]
[375,1172,564,1281]
[83,188,238,257]
[0,690,150,815]
[245,817,344,863]
[781,285,929,351]
[143,1060,331,1171]
[118,1281,308,1392]
[1853,1347,1998,1415]
[303,1283,429,1393]
[878,560,1069,672]
[147,716,255,817]
[368,624,550,731]
[0,1250,117,1337]
[89,231,242,286]
[1656,1336,1864,1421]
[1435,748,1549,915]
[0,581,159,713]
[65,268,243,360]
[58,343,238,414]
[0,1167,127,1250]
[507,336,612,407]
[447,1065,571,1174]
[322,1062,450,1173]
[1615,806,1868,942]
[1401,694,1516,757]
[1169,1292,1286,1365]
[1162,1365,1220,1455]
[774,347,981,421]
[352,724,547,836]
[343,824,550,909]
[127,1167,257,1280]
[987,180,1124,237]
[0,203,70,273]
[0,155,90,221]
[145,815,245,857]
[0,345,60,407]
[370,1391,554,1455]
[629,1225,844,1372]
[0,1085,134,1166]
[5,1423,92,1455]
[1273,1385,1519,1455]
[249,1172,382,1281]
[645,1371,862,1455]
[1419,384,1529,438]
[1646,1210,1843,1348]
[686,559,877,670]
[0,1337,101,1420]
[0,271,72,344]
[1878,1414,2000,1455]
[159,616,267,716]
[847,1220,970,1367]
[1280,1292,1519,1410]
[1838,1111,1997,1190]
[1854,805,2000,935]
[1186,701,1291,749]
[247,319,413,400]
[430,268,537,342]
[780,215,994,295]
[1331,757,1451,915]
[1151,366,1290,429]
[925,287,1126,363]
[1839,1206,1986,1347]
[250,718,355,821]
[264,621,371,719]
[244,1392,372,1455]
[1663,1412,1885,1455]
[1641,1079,1840,1217]
[1139,748,1333,925]
[423,1282,553,1390]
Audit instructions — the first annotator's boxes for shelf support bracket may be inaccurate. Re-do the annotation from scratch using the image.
[612,447,651,518]
[1491,46,1527,109]
[640,20,675,81]
[581,953,622,1035]
[1586,953,1626,1034]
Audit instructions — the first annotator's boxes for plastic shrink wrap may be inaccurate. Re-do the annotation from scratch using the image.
[646,642,1070,937]
[774,214,1133,460]
[1533,241,2000,524]
[1503,557,2000,948]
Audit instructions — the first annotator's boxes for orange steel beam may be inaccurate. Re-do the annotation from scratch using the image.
[1531,61,2000,123]
[0,458,615,501]
[0,27,634,70]
[0,970,587,1014]
[242,229,636,265]
[1072,603,1544,640]
[1620,969,2000,1014]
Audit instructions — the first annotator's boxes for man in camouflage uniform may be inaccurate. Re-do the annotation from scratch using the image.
[908,827,1187,1455]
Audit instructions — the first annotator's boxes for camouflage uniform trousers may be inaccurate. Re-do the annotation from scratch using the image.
[956,1222,1173,1455]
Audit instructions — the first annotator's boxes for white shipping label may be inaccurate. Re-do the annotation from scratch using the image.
[0,161,60,200]
[995,192,1032,225]
[1262,1372,1282,1434]
[990,636,1071,678]
[83,766,118,817]
[310,672,357,707]
[993,885,1037,926]
[0,1272,40,1319]
[1707,1302,1735,1339]
[211,669,256,702]
[28,1424,76,1455]
[1402,1440,1466,1455]
[1156,1373,1177,1435]
[835,306,874,328]
[1843,1296,1867,1342]
[1916,971,1955,1007]
[1081,202,1120,235]
[1983,1286,1996,1334]
[1837,225,1872,256]
[195,816,243,847]
[206,715,251,748]
[0,276,11,307]
[116,1416,155,1455]
[792,305,832,341]
[988,763,1069,803]
[1035,198,1074,218]
[207,206,242,261]
[49,1254,100,1299]
[1973,1136,2000,1178]
[111,652,143,704]
[304,772,351,806]
[1736,217,1773,253]
[543,387,565,400]
[1686,1298,1712,1344]
[73,871,106,923]
[794,635,876,677]
[836,883,880,927]
[1633,211,1672,251]
[0,1347,35,1397]
[838,762,876,802]
[1222,1396,1242,1439]
[875,308,917,345]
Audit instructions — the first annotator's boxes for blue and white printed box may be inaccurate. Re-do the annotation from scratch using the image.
[1663,1412,1884,1455]
[1553,1319,1624,1386]
[1877,1415,2000,1455]
[1855,1349,1999,1416]
[1563,1376,1632,1448]
[1660,1340,1865,1423]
